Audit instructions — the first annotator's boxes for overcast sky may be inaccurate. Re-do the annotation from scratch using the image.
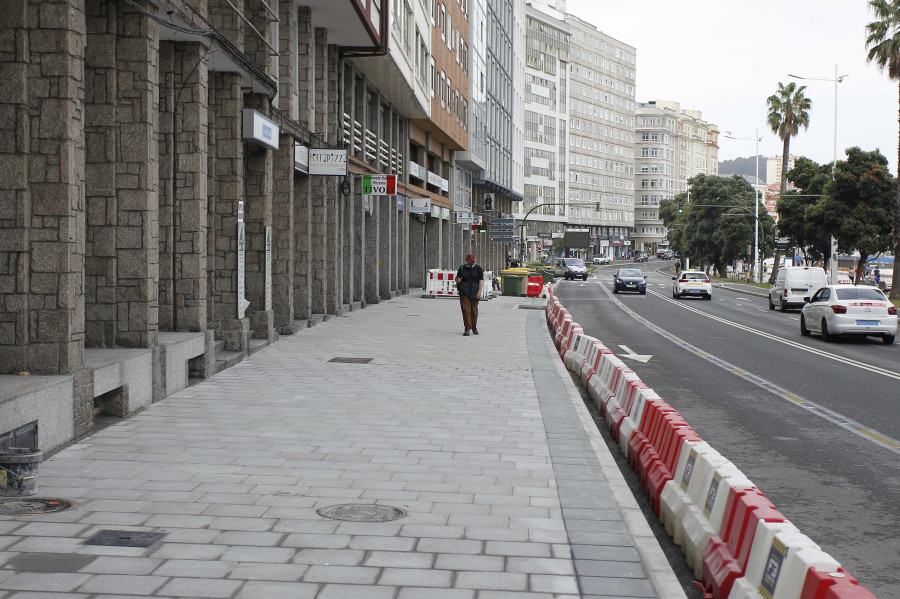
[566,0,898,174]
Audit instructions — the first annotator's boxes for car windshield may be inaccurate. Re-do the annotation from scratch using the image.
[619,269,642,277]
[565,259,585,266]
[835,287,887,301]
[683,272,708,280]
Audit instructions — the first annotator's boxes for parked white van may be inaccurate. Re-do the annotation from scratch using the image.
[769,266,828,312]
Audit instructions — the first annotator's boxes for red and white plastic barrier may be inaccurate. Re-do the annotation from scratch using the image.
[544,297,879,599]
[424,269,494,298]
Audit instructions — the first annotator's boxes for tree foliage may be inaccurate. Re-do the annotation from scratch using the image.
[664,175,774,276]
[777,157,833,264]
[766,81,813,281]
[822,147,895,281]
[865,0,900,298]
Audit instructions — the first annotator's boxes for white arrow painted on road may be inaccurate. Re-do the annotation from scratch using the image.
[618,345,652,363]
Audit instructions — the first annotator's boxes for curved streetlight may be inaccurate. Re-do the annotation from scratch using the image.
[724,130,764,282]
[788,66,849,284]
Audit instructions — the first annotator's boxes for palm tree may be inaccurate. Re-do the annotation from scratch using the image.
[766,82,812,282]
[866,0,900,299]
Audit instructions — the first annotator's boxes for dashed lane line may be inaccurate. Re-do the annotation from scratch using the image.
[592,284,900,455]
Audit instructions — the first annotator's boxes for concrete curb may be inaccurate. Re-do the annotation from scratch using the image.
[540,314,688,599]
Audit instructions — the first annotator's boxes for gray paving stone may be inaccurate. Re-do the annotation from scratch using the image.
[378,567,453,587]
[453,571,527,591]
[149,543,227,561]
[227,562,308,581]
[415,538,483,555]
[152,559,234,578]
[506,556,575,575]
[347,536,417,552]
[303,565,380,584]
[75,574,169,595]
[213,531,284,546]
[483,540,551,557]
[155,577,243,598]
[315,584,396,599]
[235,580,320,598]
[363,551,434,569]
[0,573,92,593]
[396,589,475,599]
[529,574,581,594]
[78,556,162,575]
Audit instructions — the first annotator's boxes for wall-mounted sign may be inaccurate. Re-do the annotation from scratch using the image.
[397,195,405,212]
[456,212,474,224]
[408,161,427,182]
[362,174,396,196]
[473,215,483,226]
[309,149,348,176]
[294,143,309,174]
[265,226,272,311]
[441,178,449,193]
[409,198,431,213]
[242,109,279,150]
[428,171,442,188]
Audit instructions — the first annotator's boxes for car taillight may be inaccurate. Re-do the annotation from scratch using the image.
[831,305,847,314]
[679,278,687,282]
[703,279,710,284]
[783,289,788,297]
[889,306,898,315]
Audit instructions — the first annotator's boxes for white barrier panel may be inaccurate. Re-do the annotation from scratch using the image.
[580,342,612,386]
[587,353,624,407]
[660,443,730,544]
[727,521,840,599]
[618,387,661,457]
[425,269,458,297]
[682,465,753,579]
[425,269,493,299]
[564,334,597,372]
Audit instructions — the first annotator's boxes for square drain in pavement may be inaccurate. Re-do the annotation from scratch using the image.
[328,357,373,364]
[84,530,165,548]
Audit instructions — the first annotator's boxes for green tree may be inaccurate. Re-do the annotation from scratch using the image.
[820,148,895,281]
[777,157,832,263]
[767,81,812,281]
[865,0,900,298]
[675,175,774,276]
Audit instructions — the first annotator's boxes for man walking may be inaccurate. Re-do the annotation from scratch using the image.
[456,254,484,336]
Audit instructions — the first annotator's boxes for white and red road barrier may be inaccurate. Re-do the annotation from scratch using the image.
[424,269,494,299]
[545,296,879,599]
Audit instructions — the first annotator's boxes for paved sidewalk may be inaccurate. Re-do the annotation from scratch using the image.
[0,293,685,599]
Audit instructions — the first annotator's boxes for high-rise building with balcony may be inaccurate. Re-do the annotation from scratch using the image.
[634,100,719,253]
[564,16,636,259]
[518,1,571,260]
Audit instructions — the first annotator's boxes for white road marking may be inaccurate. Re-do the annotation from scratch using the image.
[618,345,653,363]
[597,284,900,454]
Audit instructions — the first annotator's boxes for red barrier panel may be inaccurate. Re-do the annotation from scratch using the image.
[627,399,676,471]
[554,318,574,349]
[645,427,701,514]
[800,567,877,599]
[701,488,785,599]
[609,380,648,441]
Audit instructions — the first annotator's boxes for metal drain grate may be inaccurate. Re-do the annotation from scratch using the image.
[328,357,373,364]
[0,498,75,516]
[317,504,406,522]
[84,529,165,548]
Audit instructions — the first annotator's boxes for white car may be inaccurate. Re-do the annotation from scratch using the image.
[672,271,712,300]
[592,256,611,265]
[800,284,897,344]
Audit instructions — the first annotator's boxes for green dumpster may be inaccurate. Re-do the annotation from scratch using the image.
[539,269,555,284]
[501,275,523,296]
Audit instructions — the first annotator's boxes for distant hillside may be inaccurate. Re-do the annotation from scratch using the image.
[719,156,767,182]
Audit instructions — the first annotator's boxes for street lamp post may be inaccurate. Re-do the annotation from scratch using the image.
[724,130,764,282]
[788,65,848,284]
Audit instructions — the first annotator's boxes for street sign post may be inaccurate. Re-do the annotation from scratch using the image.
[489,218,516,243]
[362,174,397,196]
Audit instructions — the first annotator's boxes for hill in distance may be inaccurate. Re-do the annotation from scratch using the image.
[719,156,767,182]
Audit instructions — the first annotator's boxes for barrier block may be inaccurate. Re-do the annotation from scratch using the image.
[727,521,839,599]
[701,488,785,599]
[800,568,877,599]
[665,444,730,545]
[681,465,753,579]
[660,440,713,531]
[587,354,625,410]
[645,426,700,514]
[618,387,661,458]
[558,324,583,357]
[554,317,573,349]
[580,341,612,386]
[609,380,649,442]
[627,399,676,471]
[563,334,597,372]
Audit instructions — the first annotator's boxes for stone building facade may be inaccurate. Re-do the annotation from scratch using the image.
[1,0,498,453]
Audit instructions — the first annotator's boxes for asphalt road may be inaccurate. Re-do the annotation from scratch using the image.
[555,260,900,599]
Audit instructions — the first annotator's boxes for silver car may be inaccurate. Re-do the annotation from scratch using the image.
[800,284,898,344]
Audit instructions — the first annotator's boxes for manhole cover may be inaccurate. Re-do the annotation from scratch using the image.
[84,530,165,548]
[317,504,406,522]
[0,498,75,516]
[328,357,373,364]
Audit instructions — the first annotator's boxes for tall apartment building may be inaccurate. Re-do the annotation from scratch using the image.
[767,155,798,187]
[565,16,636,260]
[634,100,719,253]
[518,2,571,260]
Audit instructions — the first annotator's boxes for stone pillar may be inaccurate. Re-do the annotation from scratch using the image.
[364,194,379,304]
[425,216,441,277]
[342,184,355,310]
[208,72,248,351]
[0,0,86,377]
[272,134,295,334]
[293,7,313,323]
[379,194,392,300]
[408,215,425,289]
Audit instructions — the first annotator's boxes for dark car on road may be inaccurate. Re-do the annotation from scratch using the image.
[633,252,648,262]
[613,268,647,294]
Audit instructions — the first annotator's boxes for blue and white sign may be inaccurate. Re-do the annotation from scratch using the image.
[242,109,279,150]
[409,198,431,213]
